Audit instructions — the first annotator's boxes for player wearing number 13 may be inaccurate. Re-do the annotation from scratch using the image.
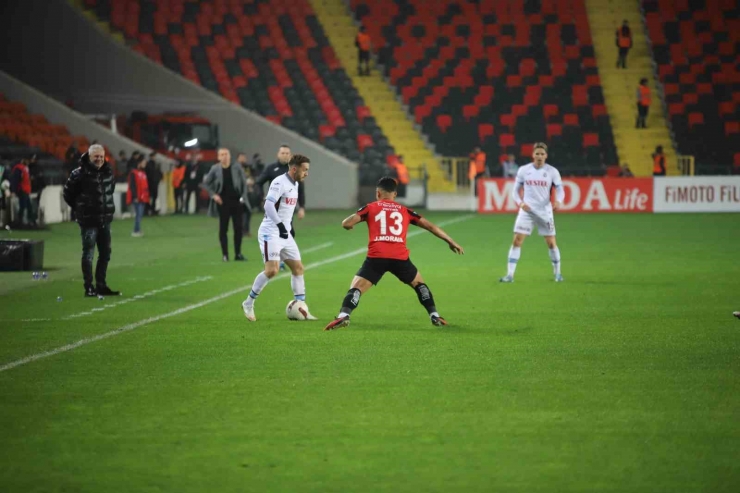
[324,176,464,331]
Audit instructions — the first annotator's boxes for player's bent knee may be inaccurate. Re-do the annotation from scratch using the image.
[264,263,280,278]
[409,272,424,287]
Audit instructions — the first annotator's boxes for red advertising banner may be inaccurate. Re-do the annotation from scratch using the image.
[477,178,654,213]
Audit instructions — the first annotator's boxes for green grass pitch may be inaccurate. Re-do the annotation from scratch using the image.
[1,211,739,492]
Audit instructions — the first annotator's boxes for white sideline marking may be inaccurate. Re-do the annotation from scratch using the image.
[300,241,333,254]
[0,215,474,373]
[60,276,213,320]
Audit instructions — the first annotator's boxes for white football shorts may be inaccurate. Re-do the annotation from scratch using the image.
[513,208,556,236]
[258,234,301,263]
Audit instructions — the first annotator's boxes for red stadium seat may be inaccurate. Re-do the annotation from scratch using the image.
[463,105,480,121]
[499,133,515,148]
[499,114,516,129]
[357,134,373,152]
[583,133,599,147]
[725,122,740,136]
[546,124,562,138]
[688,112,704,128]
[543,104,559,120]
[478,123,494,142]
[436,114,452,133]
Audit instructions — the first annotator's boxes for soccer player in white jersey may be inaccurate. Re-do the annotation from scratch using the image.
[242,154,317,321]
[500,142,565,283]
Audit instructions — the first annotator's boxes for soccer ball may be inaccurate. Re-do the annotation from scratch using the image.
[286,300,310,320]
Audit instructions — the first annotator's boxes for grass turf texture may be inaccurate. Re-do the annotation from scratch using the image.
[0,212,739,493]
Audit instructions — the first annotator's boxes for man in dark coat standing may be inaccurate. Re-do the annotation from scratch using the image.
[203,148,250,262]
[63,144,120,297]
[255,144,305,219]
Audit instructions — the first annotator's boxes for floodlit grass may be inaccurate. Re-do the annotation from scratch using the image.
[1,212,738,492]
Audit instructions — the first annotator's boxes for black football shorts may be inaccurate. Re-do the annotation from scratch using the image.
[356,257,418,285]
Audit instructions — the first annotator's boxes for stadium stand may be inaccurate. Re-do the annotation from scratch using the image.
[81,0,394,183]
[643,0,740,174]
[350,0,619,176]
[0,94,85,184]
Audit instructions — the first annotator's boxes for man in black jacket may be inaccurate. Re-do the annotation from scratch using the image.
[63,144,120,297]
[255,144,306,219]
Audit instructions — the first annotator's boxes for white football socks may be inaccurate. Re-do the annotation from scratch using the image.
[245,272,271,307]
[549,247,561,275]
[507,246,521,276]
[291,275,306,301]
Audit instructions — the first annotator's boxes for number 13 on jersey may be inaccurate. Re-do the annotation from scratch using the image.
[374,209,404,236]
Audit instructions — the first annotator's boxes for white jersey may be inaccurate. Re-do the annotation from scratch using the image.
[258,173,299,237]
[513,163,563,212]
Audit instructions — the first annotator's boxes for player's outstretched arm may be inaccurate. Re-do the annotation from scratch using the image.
[342,213,363,230]
[416,218,464,254]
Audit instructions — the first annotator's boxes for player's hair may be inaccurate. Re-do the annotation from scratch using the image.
[278,144,291,150]
[289,154,310,167]
[376,176,398,193]
[217,147,230,154]
[533,142,548,152]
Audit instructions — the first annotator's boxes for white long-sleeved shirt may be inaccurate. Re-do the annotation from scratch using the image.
[512,163,564,211]
[258,173,299,237]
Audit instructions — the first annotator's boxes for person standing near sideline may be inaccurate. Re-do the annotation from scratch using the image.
[172,159,186,213]
[203,148,249,262]
[255,144,306,220]
[145,152,162,215]
[184,152,201,214]
[63,144,120,297]
[502,154,519,178]
[10,158,33,227]
[127,155,150,237]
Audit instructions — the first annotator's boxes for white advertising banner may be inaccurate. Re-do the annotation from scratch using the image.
[653,177,740,213]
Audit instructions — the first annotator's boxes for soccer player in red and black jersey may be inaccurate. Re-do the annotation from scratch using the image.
[324,176,464,331]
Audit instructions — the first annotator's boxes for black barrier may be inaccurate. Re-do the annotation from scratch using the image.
[0,240,44,271]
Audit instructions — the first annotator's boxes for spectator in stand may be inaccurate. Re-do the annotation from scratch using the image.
[355,26,372,76]
[172,159,186,213]
[10,158,34,228]
[619,163,635,177]
[145,152,162,215]
[127,156,150,237]
[62,144,120,297]
[184,152,201,214]
[636,78,651,129]
[502,154,519,178]
[652,146,666,176]
[615,20,632,69]
[467,147,487,196]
